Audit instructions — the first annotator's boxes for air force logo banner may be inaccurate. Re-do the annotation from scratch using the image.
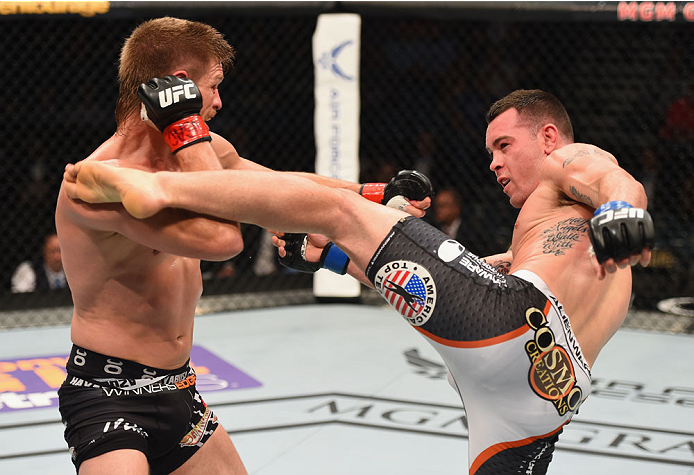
[312,13,362,299]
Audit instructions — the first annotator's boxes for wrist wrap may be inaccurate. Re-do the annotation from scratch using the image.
[359,183,386,204]
[594,200,633,216]
[163,115,211,154]
[321,244,350,275]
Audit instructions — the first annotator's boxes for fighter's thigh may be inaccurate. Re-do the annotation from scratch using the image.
[79,449,149,475]
[171,423,247,475]
[331,190,407,271]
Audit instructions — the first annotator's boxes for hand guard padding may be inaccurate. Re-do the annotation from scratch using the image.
[588,203,655,264]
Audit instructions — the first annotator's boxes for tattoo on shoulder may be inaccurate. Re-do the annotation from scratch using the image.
[570,186,594,207]
[490,260,511,275]
[562,147,615,168]
[541,218,589,256]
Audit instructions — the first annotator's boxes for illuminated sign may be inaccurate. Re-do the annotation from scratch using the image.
[0,1,109,17]
[617,2,694,21]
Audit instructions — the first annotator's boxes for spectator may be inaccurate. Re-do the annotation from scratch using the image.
[660,81,694,141]
[433,188,463,241]
[11,231,67,293]
[412,130,437,179]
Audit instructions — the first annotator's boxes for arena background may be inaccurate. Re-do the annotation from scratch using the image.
[0,1,692,332]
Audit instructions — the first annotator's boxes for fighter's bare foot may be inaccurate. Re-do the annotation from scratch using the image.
[71,161,167,219]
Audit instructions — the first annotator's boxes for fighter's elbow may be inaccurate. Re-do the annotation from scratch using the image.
[214,231,245,261]
[201,225,244,261]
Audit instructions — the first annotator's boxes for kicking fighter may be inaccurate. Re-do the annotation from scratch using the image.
[62,89,653,474]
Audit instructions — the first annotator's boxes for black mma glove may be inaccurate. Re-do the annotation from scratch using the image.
[588,201,655,264]
[360,170,433,208]
[138,75,211,153]
[278,233,350,275]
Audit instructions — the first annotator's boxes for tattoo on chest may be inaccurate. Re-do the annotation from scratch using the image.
[570,186,594,207]
[491,260,511,275]
[541,218,589,256]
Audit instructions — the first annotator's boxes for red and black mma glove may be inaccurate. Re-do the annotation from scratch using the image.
[359,170,434,207]
[138,75,211,154]
[278,234,350,275]
[588,201,655,264]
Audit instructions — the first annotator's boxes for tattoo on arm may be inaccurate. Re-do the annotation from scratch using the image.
[570,186,594,207]
[541,218,589,256]
[490,260,511,275]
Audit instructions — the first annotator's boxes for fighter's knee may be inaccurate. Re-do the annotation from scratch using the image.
[328,188,363,233]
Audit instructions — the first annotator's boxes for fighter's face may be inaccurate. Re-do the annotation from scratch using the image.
[194,61,224,122]
[485,108,545,208]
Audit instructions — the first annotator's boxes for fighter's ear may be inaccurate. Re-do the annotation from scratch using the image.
[539,123,560,155]
[172,70,189,79]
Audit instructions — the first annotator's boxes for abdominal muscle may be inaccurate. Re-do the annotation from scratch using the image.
[68,249,203,370]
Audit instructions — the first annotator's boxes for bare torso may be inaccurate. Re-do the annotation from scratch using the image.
[509,159,631,367]
[56,131,237,369]
[55,210,202,369]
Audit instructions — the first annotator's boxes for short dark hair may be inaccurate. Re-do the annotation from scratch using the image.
[486,89,574,142]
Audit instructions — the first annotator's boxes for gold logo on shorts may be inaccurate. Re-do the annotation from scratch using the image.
[180,406,217,447]
[524,305,583,416]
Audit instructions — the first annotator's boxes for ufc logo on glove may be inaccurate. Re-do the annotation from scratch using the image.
[158,84,197,108]
[596,207,644,224]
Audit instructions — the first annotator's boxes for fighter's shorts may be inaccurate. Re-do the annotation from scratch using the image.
[366,217,592,475]
[58,345,219,474]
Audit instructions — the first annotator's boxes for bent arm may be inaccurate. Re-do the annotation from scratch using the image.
[59,185,243,261]
[548,143,647,210]
[547,143,651,276]
[60,141,244,261]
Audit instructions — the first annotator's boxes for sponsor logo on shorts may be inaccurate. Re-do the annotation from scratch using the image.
[374,260,437,326]
[523,305,583,417]
[102,417,149,438]
[549,295,591,378]
[436,239,466,263]
[180,405,218,448]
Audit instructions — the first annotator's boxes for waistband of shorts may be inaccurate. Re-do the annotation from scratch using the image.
[511,269,552,295]
[66,344,191,380]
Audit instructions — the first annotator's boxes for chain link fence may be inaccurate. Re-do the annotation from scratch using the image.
[1,2,692,331]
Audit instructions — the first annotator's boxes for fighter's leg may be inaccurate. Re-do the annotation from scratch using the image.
[71,161,408,270]
[172,423,247,475]
[79,449,149,475]
[65,161,166,219]
[155,168,408,271]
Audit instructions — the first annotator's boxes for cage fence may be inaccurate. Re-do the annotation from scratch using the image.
[0,1,692,332]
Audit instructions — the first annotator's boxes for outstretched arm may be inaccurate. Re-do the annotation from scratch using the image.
[209,132,431,217]
[272,233,375,288]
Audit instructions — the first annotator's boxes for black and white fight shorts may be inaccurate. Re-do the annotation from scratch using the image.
[366,217,592,475]
[58,345,219,474]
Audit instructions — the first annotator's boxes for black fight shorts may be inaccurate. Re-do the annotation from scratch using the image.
[58,345,219,474]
